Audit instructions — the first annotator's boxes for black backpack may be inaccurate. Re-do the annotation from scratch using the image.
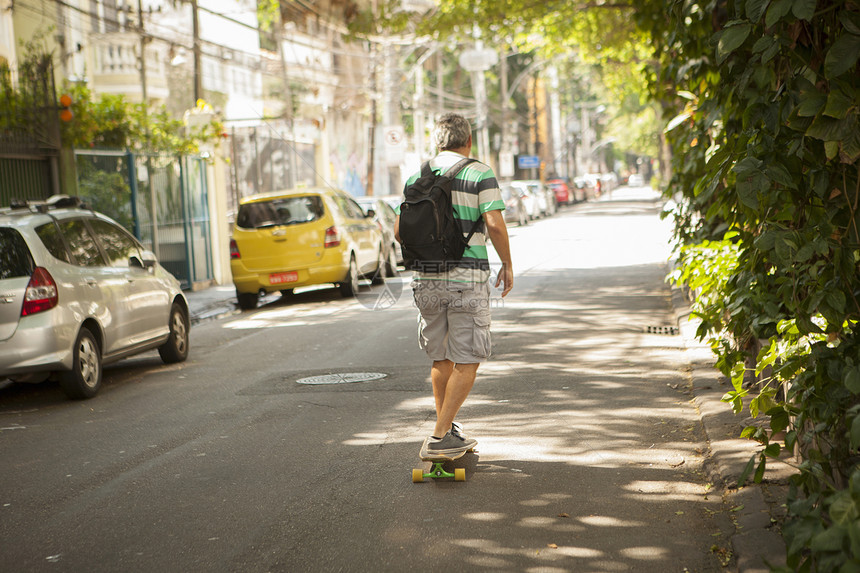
[399,158,482,272]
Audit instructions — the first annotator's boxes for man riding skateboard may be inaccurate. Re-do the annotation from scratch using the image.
[394,113,514,459]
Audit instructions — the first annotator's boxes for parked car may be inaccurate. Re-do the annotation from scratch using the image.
[0,195,190,399]
[500,185,529,226]
[627,173,645,187]
[547,179,573,205]
[511,180,555,218]
[573,176,596,200]
[356,196,402,270]
[230,188,386,310]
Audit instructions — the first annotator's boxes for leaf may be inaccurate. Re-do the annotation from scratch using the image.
[733,156,764,177]
[791,0,816,21]
[665,111,692,133]
[806,115,852,141]
[764,443,781,458]
[738,453,757,486]
[747,0,771,22]
[737,180,761,209]
[845,366,860,394]
[840,121,860,163]
[766,0,793,28]
[840,10,860,36]
[810,526,845,552]
[765,163,796,188]
[824,33,860,79]
[830,491,860,526]
[795,91,827,117]
[770,408,790,433]
[716,23,752,64]
[741,425,759,439]
[851,415,860,449]
[754,456,767,482]
[823,90,854,119]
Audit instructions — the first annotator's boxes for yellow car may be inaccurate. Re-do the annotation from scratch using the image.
[229,188,387,310]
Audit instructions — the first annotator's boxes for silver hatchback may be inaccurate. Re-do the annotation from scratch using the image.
[0,196,190,399]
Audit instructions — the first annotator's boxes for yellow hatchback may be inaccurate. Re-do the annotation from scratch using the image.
[229,188,386,309]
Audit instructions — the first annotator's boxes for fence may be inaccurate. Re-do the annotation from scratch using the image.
[75,150,212,289]
[225,122,317,220]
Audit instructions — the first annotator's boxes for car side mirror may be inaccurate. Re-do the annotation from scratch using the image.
[135,249,158,270]
[366,209,376,218]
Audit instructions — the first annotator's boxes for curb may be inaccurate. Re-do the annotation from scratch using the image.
[670,283,789,572]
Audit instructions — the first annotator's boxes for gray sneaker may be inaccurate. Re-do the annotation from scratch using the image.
[451,421,467,439]
[427,430,477,456]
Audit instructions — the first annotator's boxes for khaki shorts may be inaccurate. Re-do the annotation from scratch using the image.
[412,280,492,364]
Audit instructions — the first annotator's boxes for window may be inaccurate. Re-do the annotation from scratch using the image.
[35,222,71,264]
[0,228,34,279]
[334,196,366,220]
[88,219,142,268]
[236,196,325,229]
[58,220,105,267]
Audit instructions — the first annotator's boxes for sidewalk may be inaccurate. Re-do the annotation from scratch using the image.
[185,284,239,324]
[671,285,793,572]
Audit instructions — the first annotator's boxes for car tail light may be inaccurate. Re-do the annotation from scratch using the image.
[21,267,58,316]
[324,226,340,248]
[230,239,240,259]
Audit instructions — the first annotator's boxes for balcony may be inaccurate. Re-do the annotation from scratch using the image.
[89,33,169,103]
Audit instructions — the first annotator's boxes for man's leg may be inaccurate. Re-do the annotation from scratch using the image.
[430,359,454,423]
[433,362,479,438]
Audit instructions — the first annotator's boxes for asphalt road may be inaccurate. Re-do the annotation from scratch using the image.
[0,188,735,572]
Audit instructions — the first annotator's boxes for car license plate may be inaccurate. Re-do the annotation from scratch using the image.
[269,271,298,284]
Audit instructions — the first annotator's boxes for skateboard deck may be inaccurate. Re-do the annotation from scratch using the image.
[412,437,475,483]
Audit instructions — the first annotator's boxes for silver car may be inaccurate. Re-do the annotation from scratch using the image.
[0,196,189,399]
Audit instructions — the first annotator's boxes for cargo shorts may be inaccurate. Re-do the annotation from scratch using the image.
[412,279,492,364]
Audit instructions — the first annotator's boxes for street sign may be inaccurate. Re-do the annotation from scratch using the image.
[384,125,405,166]
[499,152,515,178]
[458,48,498,72]
[517,155,540,169]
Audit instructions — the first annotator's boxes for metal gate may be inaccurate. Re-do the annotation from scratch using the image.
[75,150,212,289]
[0,55,60,202]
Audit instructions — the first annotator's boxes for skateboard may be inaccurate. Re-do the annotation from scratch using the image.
[412,438,475,483]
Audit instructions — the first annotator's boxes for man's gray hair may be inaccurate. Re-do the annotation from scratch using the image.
[432,113,472,151]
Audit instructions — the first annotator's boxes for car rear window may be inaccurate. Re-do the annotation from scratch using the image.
[236,196,325,229]
[0,228,35,279]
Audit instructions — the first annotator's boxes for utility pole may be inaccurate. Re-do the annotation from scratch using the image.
[367,42,377,196]
[136,0,149,142]
[191,0,202,104]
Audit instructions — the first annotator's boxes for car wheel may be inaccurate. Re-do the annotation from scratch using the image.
[339,255,360,297]
[237,290,258,310]
[60,327,102,400]
[158,302,190,364]
[371,246,386,285]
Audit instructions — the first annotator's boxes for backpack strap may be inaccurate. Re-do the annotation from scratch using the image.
[442,157,476,179]
[441,158,483,244]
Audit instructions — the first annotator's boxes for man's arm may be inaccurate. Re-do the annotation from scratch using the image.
[483,209,513,297]
[394,214,400,244]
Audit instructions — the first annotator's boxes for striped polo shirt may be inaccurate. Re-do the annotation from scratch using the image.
[398,150,505,284]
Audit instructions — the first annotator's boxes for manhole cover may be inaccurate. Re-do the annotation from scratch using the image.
[295,372,388,385]
[645,325,679,335]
